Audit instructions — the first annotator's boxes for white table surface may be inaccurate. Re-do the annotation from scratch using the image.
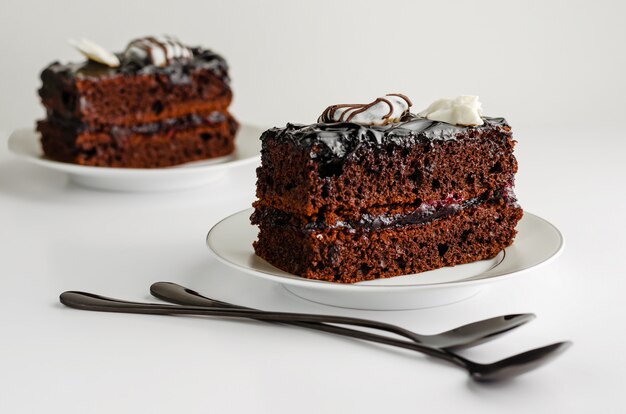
[1,125,625,413]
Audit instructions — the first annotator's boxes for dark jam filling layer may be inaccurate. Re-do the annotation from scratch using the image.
[261,115,510,163]
[253,187,519,233]
[42,47,230,85]
[41,111,232,137]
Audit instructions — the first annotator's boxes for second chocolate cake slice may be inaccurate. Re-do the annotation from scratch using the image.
[37,36,238,168]
[252,94,523,283]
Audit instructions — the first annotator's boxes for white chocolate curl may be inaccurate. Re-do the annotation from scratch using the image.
[69,38,120,67]
[419,95,484,126]
[123,35,193,67]
[318,94,412,126]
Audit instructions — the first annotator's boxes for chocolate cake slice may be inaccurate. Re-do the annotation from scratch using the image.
[37,36,238,168]
[251,94,523,283]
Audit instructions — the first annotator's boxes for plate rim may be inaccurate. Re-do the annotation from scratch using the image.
[7,123,265,176]
[206,208,564,292]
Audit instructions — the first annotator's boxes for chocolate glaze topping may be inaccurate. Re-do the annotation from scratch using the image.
[43,47,230,85]
[262,115,509,163]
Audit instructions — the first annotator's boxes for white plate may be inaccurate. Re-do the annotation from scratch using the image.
[7,124,263,192]
[206,209,564,310]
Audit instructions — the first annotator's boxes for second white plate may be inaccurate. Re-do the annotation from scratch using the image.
[206,209,564,310]
[7,124,264,192]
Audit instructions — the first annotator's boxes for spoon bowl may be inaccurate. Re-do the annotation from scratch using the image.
[465,341,572,381]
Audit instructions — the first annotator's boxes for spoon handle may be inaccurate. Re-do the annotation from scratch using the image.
[60,291,460,365]
[61,290,434,345]
[150,282,395,342]
[149,282,535,350]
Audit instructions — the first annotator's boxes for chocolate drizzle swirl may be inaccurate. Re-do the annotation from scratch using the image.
[318,94,413,124]
[123,35,194,67]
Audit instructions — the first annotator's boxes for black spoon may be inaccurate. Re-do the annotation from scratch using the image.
[60,291,571,381]
[149,281,535,350]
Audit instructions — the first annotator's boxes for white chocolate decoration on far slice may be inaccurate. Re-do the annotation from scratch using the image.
[69,38,120,67]
[318,94,412,126]
[419,95,484,126]
[123,35,193,67]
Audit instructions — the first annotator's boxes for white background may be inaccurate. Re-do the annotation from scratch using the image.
[1,0,625,130]
[1,0,626,413]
